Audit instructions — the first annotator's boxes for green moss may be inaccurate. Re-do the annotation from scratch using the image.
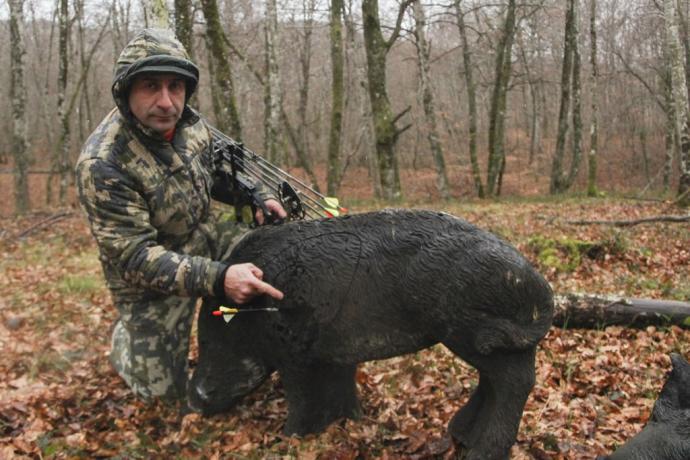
[527,234,627,273]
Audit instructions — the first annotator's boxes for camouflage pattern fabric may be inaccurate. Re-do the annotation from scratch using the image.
[76,29,265,400]
[110,295,197,400]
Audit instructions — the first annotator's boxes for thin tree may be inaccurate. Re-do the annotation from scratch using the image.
[75,0,92,144]
[283,0,319,188]
[111,0,132,58]
[587,0,599,197]
[264,0,283,164]
[52,0,70,205]
[9,0,30,213]
[296,0,315,165]
[516,17,540,167]
[344,0,380,197]
[201,0,243,138]
[665,0,690,206]
[327,0,345,196]
[174,0,194,57]
[361,0,413,200]
[142,0,169,28]
[486,0,518,197]
[454,0,483,197]
[550,0,583,194]
[663,51,676,193]
[50,1,109,205]
[413,0,449,199]
[567,0,583,189]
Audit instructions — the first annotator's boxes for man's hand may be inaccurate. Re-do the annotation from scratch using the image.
[255,198,287,225]
[224,263,284,304]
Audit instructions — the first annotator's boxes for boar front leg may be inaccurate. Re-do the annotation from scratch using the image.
[280,361,362,436]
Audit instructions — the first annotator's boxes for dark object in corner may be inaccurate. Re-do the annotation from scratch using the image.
[601,353,690,460]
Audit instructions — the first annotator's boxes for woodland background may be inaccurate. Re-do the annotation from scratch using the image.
[1,0,689,459]
[1,0,690,212]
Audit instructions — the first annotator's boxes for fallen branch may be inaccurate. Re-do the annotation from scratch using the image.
[566,214,690,227]
[553,293,690,329]
[15,211,74,239]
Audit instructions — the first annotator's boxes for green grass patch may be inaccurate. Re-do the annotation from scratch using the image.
[37,432,67,457]
[58,274,101,295]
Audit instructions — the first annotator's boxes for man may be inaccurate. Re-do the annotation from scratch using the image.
[76,28,286,402]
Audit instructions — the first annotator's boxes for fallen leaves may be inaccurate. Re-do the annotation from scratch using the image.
[0,199,688,458]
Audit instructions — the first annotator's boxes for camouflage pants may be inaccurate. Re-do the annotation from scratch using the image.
[110,295,197,400]
[109,220,248,401]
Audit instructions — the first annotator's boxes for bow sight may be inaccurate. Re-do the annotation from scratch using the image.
[209,125,346,223]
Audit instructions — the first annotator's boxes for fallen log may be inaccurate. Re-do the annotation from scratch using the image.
[553,293,690,329]
[565,214,690,227]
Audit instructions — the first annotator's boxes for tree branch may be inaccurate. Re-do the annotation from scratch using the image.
[612,49,665,112]
[222,34,265,87]
[392,105,411,125]
[395,123,413,138]
[385,0,414,51]
[15,211,74,239]
[64,11,111,119]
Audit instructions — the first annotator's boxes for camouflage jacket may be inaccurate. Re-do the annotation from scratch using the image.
[76,29,260,304]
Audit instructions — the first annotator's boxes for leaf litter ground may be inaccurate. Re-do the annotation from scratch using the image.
[0,197,688,459]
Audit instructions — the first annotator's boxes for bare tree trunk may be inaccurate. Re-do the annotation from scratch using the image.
[27,1,57,153]
[566,1,583,188]
[664,65,676,193]
[54,0,70,205]
[551,0,576,194]
[639,124,651,183]
[486,0,517,197]
[141,0,169,28]
[282,106,320,190]
[327,0,345,196]
[75,0,92,147]
[174,0,194,57]
[297,0,315,165]
[111,0,131,59]
[413,0,449,200]
[264,0,283,164]
[666,0,690,206]
[343,0,380,198]
[282,0,319,186]
[201,0,243,139]
[676,0,690,105]
[361,0,412,201]
[517,22,540,167]
[587,0,599,197]
[9,0,30,214]
[454,0,484,198]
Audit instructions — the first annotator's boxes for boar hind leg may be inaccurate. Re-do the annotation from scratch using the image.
[281,362,361,436]
[445,345,536,460]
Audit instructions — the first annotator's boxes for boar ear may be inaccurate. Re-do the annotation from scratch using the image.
[670,353,689,373]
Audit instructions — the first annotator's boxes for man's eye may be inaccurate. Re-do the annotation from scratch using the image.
[170,81,184,92]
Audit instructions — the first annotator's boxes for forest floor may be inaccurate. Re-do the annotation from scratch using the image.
[1,196,689,459]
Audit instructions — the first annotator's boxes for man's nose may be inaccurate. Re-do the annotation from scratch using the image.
[157,87,174,110]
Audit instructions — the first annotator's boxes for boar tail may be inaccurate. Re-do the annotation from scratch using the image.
[473,303,554,355]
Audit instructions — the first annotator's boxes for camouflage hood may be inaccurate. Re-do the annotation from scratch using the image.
[112,28,199,130]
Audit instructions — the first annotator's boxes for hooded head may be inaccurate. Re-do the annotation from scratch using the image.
[112,28,199,133]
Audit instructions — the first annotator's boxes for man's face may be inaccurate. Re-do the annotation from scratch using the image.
[128,73,186,134]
